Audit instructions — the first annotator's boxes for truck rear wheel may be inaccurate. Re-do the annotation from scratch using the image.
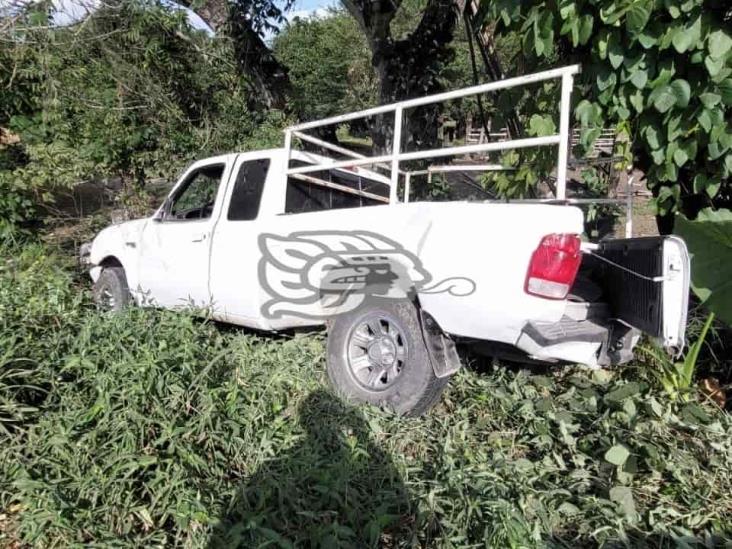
[326,299,448,416]
[92,266,131,312]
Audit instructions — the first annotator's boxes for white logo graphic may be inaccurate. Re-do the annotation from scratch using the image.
[258,230,475,320]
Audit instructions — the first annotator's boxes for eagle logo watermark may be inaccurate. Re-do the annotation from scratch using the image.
[258,230,475,320]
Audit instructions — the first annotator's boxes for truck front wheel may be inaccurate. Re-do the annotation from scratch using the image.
[92,266,131,312]
[326,299,448,416]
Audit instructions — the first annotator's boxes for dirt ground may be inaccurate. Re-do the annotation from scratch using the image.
[614,196,659,237]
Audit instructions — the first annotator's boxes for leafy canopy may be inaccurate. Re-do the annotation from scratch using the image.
[484,0,731,217]
[272,10,377,121]
[0,0,285,235]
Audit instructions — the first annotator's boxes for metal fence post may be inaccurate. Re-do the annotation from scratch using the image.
[556,72,573,200]
[390,107,403,204]
[283,130,292,169]
[625,174,634,238]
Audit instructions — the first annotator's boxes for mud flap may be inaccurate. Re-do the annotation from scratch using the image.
[418,309,461,378]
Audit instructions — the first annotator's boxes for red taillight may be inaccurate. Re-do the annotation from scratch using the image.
[525,233,582,299]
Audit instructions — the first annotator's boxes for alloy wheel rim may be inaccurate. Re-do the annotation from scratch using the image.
[347,315,406,391]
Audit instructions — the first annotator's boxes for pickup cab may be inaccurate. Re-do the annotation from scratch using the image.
[82,67,690,415]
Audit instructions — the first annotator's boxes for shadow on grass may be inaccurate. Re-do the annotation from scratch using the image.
[209,390,415,548]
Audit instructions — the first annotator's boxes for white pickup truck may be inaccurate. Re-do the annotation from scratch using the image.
[82,67,690,415]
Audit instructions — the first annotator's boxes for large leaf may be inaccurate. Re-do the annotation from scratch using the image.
[669,79,691,108]
[708,29,732,59]
[675,209,732,325]
[605,445,630,466]
[609,486,637,518]
[608,34,624,69]
[672,15,701,53]
[720,79,732,106]
[528,114,556,136]
[626,1,650,34]
[630,68,648,89]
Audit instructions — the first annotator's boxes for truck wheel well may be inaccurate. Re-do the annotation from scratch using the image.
[99,256,124,270]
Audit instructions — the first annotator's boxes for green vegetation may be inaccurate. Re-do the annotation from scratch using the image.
[642,312,715,402]
[1,1,731,546]
[0,2,285,236]
[482,0,731,221]
[1,241,731,546]
[676,208,732,325]
[273,10,376,121]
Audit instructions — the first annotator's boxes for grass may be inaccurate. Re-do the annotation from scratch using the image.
[1,240,731,547]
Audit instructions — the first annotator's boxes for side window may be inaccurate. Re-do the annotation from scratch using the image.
[285,161,388,214]
[227,159,270,221]
[168,164,224,221]
[285,178,332,214]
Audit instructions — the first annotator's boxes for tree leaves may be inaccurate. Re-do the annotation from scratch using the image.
[649,79,690,112]
[668,79,691,108]
[484,0,730,219]
[626,1,650,34]
[720,79,732,105]
[609,49,624,70]
[704,55,725,77]
[530,10,555,57]
[562,13,594,46]
[671,15,701,53]
[699,92,722,109]
[643,124,662,150]
[575,99,602,126]
[605,444,630,466]
[629,68,648,89]
[708,29,732,60]
[609,486,637,518]
[675,209,732,325]
[577,14,594,45]
[649,85,676,113]
[528,114,557,136]
[596,68,617,91]
[637,26,659,48]
[692,175,720,198]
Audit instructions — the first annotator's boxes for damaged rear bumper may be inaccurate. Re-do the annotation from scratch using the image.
[515,302,640,368]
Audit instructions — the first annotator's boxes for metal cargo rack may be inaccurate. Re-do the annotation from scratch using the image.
[282,64,636,238]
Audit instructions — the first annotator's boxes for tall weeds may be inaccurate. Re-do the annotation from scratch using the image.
[1,242,731,547]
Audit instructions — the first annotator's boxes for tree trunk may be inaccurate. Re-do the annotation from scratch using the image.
[227,7,291,110]
[179,0,291,110]
[342,0,459,153]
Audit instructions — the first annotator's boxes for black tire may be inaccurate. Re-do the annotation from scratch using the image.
[326,299,449,416]
[92,266,131,312]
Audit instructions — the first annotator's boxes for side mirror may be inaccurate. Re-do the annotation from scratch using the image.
[153,198,171,222]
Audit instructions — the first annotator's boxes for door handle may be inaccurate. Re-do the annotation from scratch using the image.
[192,233,208,243]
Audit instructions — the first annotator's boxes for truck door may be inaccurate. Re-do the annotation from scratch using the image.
[208,154,272,326]
[137,158,232,308]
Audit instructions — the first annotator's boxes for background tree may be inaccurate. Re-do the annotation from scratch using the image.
[180,0,295,109]
[0,1,283,235]
[340,0,460,151]
[482,0,731,231]
[273,10,377,122]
